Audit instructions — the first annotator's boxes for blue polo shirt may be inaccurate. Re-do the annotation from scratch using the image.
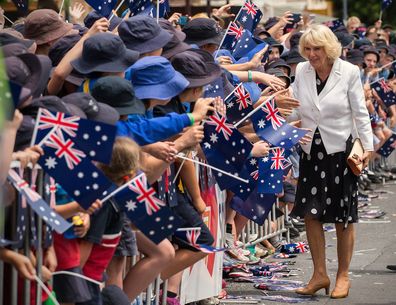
[116,111,191,145]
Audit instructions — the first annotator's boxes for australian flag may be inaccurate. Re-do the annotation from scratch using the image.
[258,148,291,194]
[378,132,396,157]
[231,30,261,60]
[382,0,392,10]
[224,83,254,125]
[229,157,260,200]
[235,0,263,33]
[323,18,344,32]
[280,242,309,254]
[230,190,276,225]
[7,169,72,234]
[201,112,252,190]
[33,108,117,164]
[11,0,28,14]
[85,0,117,17]
[220,21,245,51]
[251,98,307,149]
[38,131,113,209]
[113,173,182,244]
[151,0,170,17]
[128,0,154,15]
[174,228,226,253]
[204,77,225,99]
[370,78,396,107]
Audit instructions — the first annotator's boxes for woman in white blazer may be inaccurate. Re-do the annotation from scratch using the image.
[290,25,373,299]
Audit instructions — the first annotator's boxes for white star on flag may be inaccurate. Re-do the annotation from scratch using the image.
[262,156,269,162]
[250,158,257,165]
[45,157,57,169]
[125,200,137,211]
[210,133,218,143]
[204,142,211,149]
[227,101,234,108]
[257,119,265,128]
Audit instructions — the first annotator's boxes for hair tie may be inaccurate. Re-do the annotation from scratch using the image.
[122,175,130,182]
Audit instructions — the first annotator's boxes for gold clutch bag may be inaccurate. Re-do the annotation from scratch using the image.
[346,138,364,176]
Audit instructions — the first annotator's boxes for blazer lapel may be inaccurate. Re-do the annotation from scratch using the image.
[305,64,320,109]
[318,58,342,101]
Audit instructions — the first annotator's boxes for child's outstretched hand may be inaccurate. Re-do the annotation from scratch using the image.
[74,213,90,238]
[0,249,36,280]
[86,199,103,215]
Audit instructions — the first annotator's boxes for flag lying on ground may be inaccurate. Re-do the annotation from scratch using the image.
[38,131,114,209]
[204,77,225,99]
[7,169,72,234]
[280,242,309,254]
[230,190,276,225]
[370,78,396,107]
[251,98,307,149]
[113,173,182,244]
[224,83,254,124]
[258,148,291,194]
[33,108,117,164]
[201,112,252,189]
[85,0,117,17]
[174,228,226,253]
[378,133,396,157]
[235,0,263,33]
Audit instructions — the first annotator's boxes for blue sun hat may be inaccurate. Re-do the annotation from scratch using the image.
[127,56,190,100]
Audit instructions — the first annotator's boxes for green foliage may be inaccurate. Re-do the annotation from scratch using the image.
[332,0,395,26]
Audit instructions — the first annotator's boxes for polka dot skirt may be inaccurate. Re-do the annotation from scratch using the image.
[290,131,358,226]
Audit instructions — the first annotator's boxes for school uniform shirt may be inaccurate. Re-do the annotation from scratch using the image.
[116,111,192,145]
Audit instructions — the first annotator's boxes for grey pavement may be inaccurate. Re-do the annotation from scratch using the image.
[221,182,396,305]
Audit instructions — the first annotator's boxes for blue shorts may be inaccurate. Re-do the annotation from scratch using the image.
[171,192,214,252]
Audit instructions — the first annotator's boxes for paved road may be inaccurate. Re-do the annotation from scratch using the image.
[221,182,396,305]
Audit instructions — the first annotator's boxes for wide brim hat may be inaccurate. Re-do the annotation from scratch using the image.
[134,69,189,100]
[363,47,380,63]
[185,33,222,47]
[162,39,191,59]
[6,53,52,98]
[118,17,173,54]
[70,48,138,74]
[91,76,146,116]
[172,49,222,87]
[0,32,35,48]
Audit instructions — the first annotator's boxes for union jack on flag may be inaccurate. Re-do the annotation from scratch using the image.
[236,0,263,32]
[7,169,72,234]
[174,228,226,253]
[206,112,235,140]
[262,97,285,130]
[128,173,166,216]
[270,148,290,170]
[370,78,396,107]
[219,22,245,51]
[36,108,80,139]
[224,83,254,125]
[44,132,86,170]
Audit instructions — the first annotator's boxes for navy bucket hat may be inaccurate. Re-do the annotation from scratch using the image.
[71,33,139,74]
[127,56,189,100]
[119,16,172,54]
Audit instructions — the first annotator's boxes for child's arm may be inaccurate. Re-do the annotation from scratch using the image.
[179,159,206,214]
[0,248,36,280]
[54,199,102,219]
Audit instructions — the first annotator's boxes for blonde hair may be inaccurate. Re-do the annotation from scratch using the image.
[299,24,342,63]
[191,13,209,19]
[97,137,140,186]
[347,16,361,28]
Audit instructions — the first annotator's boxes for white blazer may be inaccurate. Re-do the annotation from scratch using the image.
[291,57,374,155]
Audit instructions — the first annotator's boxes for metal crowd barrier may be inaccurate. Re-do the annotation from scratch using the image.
[240,198,288,249]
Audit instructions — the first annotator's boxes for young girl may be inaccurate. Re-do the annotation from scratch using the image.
[93,137,175,302]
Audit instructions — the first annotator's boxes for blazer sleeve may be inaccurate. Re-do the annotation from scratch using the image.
[347,65,374,151]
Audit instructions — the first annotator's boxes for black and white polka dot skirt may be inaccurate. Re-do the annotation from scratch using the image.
[290,130,358,227]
